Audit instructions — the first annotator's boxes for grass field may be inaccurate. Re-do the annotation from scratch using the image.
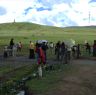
[0,22,96,46]
[0,22,96,95]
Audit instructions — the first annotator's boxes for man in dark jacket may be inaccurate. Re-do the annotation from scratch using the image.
[10,38,14,49]
[9,38,14,56]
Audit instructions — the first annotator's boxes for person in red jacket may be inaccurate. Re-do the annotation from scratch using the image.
[35,43,45,65]
[35,43,46,78]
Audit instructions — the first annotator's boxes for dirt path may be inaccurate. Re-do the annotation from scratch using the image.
[43,59,96,95]
[73,59,96,64]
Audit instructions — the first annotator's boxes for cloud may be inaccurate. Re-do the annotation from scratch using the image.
[24,7,33,15]
[36,7,52,11]
[0,6,7,15]
[24,6,52,15]
[89,0,96,3]
[37,0,73,6]
[0,0,96,27]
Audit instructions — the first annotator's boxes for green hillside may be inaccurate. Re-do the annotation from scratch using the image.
[1,23,96,95]
[0,22,96,46]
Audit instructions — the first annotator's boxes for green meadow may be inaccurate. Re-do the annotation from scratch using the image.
[0,22,96,46]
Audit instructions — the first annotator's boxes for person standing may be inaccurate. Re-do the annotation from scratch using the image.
[9,38,14,56]
[29,41,35,59]
[10,38,14,49]
[49,42,54,54]
[60,42,65,61]
[55,41,61,60]
[17,42,22,51]
[85,43,91,55]
[41,42,48,63]
[93,40,96,57]
[35,43,46,78]
[76,44,81,58]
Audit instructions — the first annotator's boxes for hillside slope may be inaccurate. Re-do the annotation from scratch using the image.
[0,22,96,33]
[0,22,96,44]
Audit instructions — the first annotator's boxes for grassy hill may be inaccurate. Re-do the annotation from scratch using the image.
[1,23,96,95]
[0,22,96,46]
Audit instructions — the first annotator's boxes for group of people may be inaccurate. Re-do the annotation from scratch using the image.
[4,38,96,62]
[29,41,48,65]
[9,38,22,52]
[3,38,22,58]
[54,40,96,63]
[54,41,81,63]
[3,38,96,79]
[29,40,81,65]
[84,40,96,56]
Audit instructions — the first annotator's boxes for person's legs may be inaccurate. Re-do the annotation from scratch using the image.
[29,49,32,58]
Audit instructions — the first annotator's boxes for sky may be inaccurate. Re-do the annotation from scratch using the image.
[0,0,96,27]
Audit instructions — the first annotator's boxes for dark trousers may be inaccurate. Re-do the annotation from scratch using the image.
[29,49,35,59]
[93,48,96,57]
[4,51,8,58]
